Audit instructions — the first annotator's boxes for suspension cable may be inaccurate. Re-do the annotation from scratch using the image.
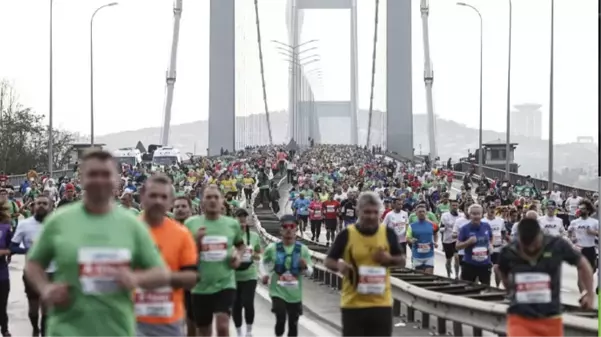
[366,0,380,147]
[253,0,273,145]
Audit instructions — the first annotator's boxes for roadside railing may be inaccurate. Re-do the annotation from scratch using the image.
[253,214,597,336]
[455,163,596,197]
[6,169,73,188]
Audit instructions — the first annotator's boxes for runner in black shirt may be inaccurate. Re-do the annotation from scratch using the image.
[495,218,594,336]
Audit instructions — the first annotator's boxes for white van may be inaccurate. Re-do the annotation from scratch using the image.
[152,147,188,166]
[113,148,142,167]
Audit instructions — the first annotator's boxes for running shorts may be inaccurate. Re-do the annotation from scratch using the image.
[442,242,457,259]
[412,257,434,270]
[191,289,236,327]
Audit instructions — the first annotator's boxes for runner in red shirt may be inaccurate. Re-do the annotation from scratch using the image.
[322,196,341,246]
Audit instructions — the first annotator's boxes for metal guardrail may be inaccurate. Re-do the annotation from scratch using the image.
[456,162,596,197]
[253,214,597,336]
[5,169,73,187]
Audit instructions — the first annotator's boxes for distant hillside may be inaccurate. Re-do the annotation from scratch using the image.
[95,110,597,186]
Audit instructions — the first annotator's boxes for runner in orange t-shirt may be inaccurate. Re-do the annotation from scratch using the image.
[136,175,199,336]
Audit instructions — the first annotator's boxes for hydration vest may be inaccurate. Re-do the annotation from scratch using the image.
[273,241,302,277]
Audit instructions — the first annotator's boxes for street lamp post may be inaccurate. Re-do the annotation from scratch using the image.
[272,39,318,144]
[90,2,118,147]
[505,0,513,177]
[548,0,555,189]
[49,0,54,175]
[457,2,483,175]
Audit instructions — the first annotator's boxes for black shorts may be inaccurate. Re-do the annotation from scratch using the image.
[442,242,457,259]
[184,290,194,322]
[297,215,308,223]
[271,296,302,317]
[460,263,491,285]
[24,272,54,300]
[341,306,392,336]
[581,247,597,272]
[191,289,236,327]
[324,219,337,230]
[490,252,501,265]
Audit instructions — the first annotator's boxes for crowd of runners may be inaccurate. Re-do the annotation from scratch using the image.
[0,143,592,336]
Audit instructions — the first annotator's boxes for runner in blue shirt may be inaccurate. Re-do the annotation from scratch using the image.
[406,204,437,274]
[292,193,311,234]
[456,204,493,284]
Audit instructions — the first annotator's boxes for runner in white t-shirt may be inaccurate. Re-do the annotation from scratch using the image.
[383,198,409,268]
[440,199,461,278]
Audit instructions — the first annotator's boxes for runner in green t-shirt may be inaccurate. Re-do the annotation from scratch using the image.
[233,208,261,337]
[259,214,313,336]
[184,185,245,337]
[25,150,169,337]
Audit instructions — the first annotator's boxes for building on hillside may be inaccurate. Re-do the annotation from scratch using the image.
[511,103,542,139]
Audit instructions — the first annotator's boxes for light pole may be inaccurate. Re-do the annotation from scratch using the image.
[49,0,54,175]
[548,0,555,190]
[272,39,318,144]
[90,2,118,147]
[505,0,513,177]
[457,2,483,175]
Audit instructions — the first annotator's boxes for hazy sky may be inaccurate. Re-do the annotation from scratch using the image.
[0,0,597,144]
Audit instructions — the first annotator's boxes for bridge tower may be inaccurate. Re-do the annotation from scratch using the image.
[208,0,413,158]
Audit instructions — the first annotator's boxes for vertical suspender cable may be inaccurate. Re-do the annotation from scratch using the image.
[253,0,273,145]
[366,0,380,147]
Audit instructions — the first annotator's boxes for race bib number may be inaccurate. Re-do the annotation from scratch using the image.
[472,246,488,262]
[201,236,228,262]
[241,247,253,263]
[326,205,335,213]
[345,209,355,217]
[78,247,131,295]
[313,210,322,217]
[417,243,431,254]
[245,184,252,189]
[493,234,502,246]
[277,272,299,288]
[135,287,174,317]
[357,266,386,295]
[515,272,551,303]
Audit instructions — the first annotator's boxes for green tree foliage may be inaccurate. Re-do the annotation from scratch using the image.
[0,80,74,175]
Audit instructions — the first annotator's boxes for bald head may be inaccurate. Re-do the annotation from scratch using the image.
[525,210,538,220]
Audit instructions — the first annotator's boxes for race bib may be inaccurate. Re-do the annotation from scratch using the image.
[357,266,386,295]
[245,184,252,189]
[313,210,322,217]
[134,287,174,317]
[241,247,253,263]
[515,272,551,303]
[326,205,335,213]
[201,236,228,262]
[417,243,431,254]
[472,246,488,262]
[78,247,131,294]
[345,209,355,217]
[493,234,502,246]
[277,272,299,288]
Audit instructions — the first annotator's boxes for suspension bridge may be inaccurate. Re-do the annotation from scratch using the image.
[158,0,436,161]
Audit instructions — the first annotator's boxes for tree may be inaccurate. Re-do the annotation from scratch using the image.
[0,80,75,175]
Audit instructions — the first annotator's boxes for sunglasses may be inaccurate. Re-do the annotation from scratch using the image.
[281,223,297,230]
